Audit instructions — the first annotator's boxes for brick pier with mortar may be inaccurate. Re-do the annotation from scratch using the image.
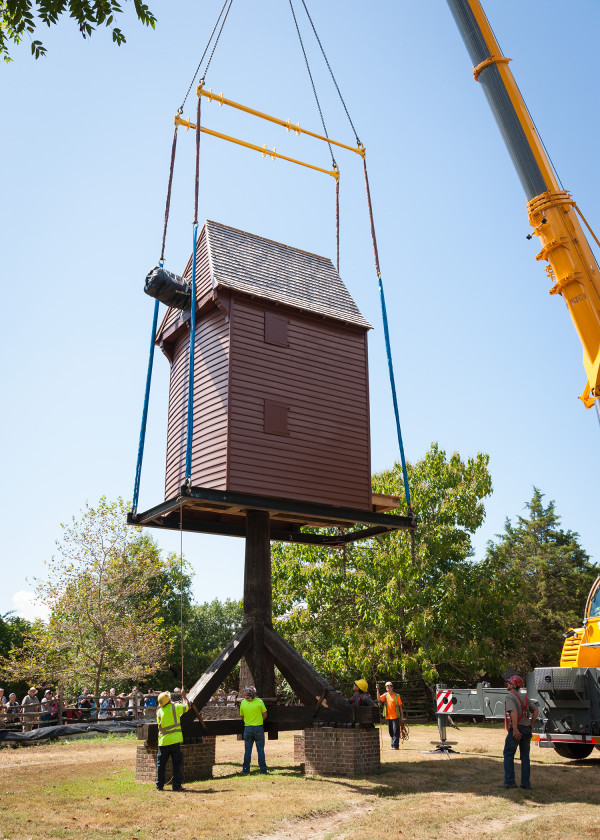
[294,725,380,777]
[136,738,216,784]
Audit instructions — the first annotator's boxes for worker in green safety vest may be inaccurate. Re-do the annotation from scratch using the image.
[156,688,189,791]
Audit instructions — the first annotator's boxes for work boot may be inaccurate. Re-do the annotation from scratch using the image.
[497,783,517,789]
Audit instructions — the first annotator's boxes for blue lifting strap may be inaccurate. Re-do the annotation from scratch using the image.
[363,157,412,510]
[132,298,160,516]
[184,222,199,483]
[377,272,411,509]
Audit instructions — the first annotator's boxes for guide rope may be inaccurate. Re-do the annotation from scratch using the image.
[180,504,185,688]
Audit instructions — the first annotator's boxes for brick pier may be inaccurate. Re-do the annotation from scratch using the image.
[294,726,380,777]
[136,738,216,784]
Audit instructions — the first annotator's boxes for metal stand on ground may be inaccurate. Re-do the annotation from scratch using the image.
[424,713,460,757]
[422,688,460,758]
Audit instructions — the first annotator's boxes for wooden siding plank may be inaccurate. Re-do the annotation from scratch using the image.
[164,304,230,499]
[227,297,371,510]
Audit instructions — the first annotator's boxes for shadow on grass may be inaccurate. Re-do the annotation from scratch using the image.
[213,763,305,780]
[263,754,600,808]
[161,787,233,795]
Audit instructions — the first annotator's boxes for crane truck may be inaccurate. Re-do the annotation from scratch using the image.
[445,0,600,416]
[439,576,600,759]
[434,3,600,760]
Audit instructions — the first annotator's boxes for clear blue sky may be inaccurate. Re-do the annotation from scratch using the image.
[1,0,599,620]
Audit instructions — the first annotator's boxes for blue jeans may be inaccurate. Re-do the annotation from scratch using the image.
[387,718,400,749]
[243,725,266,772]
[503,725,532,786]
[156,742,183,790]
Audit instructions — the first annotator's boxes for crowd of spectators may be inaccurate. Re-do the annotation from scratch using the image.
[0,685,164,731]
[0,683,243,731]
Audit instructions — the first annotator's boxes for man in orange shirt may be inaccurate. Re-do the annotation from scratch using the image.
[377,681,403,749]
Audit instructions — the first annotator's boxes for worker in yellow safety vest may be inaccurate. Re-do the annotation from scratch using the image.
[156,688,189,791]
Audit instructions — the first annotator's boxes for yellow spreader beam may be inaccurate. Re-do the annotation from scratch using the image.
[198,85,365,159]
[174,114,340,180]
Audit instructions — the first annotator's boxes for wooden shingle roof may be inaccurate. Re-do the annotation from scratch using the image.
[156,220,371,344]
[205,221,371,328]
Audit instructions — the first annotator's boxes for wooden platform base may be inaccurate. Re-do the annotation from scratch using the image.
[139,706,379,747]
[128,485,414,546]
[130,504,383,754]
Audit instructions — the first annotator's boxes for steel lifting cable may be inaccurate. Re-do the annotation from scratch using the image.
[287,0,336,170]
[160,124,180,265]
[179,0,235,113]
[287,0,340,271]
[184,92,202,484]
[290,1,412,513]
[199,0,235,86]
[298,0,361,148]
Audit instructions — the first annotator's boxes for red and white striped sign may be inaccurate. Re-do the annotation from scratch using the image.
[436,689,453,714]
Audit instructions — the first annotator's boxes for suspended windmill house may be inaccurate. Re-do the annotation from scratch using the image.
[129,8,415,777]
[144,219,406,534]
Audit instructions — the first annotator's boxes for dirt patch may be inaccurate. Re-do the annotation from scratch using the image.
[247,800,376,840]
[455,812,541,836]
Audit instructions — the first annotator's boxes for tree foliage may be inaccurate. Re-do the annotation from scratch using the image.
[1,0,156,62]
[484,488,598,674]
[0,498,174,696]
[272,443,512,685]
[182,599,244,686]
[128,533,194,688]
[0,612,31,698]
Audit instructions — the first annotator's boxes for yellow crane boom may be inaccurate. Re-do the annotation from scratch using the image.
[446,0,600,409]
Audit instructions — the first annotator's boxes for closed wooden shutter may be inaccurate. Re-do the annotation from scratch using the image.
[264,399,289,436]
[264,311,289,347]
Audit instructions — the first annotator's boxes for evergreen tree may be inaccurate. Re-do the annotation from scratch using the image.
[485,488,598,673]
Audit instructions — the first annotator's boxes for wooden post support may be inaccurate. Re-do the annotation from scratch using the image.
[187,626,252,710]
[240,509,276,698]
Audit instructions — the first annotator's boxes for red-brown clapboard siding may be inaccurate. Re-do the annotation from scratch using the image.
[227,437,370,471]
[164,305,230,499]
[227,298,371,510]
[234,319,367,367]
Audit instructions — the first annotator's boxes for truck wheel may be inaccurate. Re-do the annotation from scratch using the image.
[553,743,594,760]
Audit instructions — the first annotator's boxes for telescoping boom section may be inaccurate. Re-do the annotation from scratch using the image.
[446,0,600,408]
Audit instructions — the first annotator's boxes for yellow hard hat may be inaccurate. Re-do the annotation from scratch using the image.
[157,691,171,707]
[354,679,368,692]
